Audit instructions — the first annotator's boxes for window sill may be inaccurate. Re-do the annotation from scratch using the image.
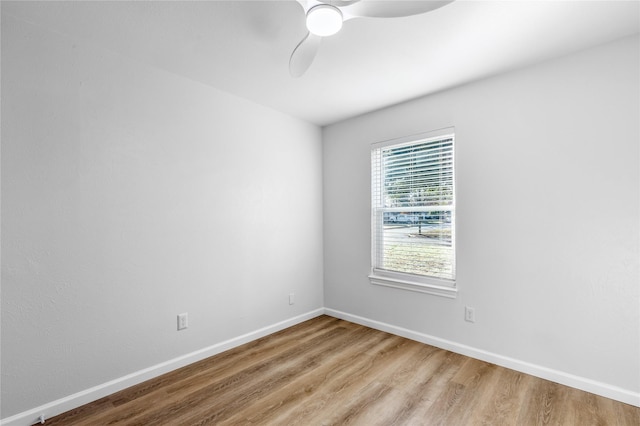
[368,273,458,299]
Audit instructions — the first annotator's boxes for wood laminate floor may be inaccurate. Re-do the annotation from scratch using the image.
[43,315,639,425]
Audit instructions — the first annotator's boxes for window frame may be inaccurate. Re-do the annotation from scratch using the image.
[369,128,457,299]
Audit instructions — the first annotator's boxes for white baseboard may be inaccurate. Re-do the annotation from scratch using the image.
[0,308,325,426]
[324,308,640,408]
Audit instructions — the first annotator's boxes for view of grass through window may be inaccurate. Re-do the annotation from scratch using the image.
[381,210,453,279]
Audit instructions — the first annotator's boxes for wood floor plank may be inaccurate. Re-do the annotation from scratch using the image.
[517,379,573,425]
[182,326,387,425]
[130,324,358,424]
[475,367,532,425]
[42,316,640,426]
[445,360,503,425]
[387,349,468,425]
[570,392,612,426]
[220,326,393,425]
[274,335,417,425]
[374,345,455,425]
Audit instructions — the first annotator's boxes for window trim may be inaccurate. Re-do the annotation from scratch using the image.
[369,127,457,299]
[369,270,458,298]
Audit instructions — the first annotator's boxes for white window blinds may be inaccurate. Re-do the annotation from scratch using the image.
[371,131,455,287]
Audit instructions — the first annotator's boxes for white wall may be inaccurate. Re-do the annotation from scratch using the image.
[323,35,639,400]
[1,13,323,419]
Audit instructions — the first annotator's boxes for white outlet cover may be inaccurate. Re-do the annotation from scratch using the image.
[177,313,188,330]
[465,307,475,323]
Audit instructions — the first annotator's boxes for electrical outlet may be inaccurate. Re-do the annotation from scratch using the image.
[464,306,475,323]
[289,293,295,305]
[177,313,188,330]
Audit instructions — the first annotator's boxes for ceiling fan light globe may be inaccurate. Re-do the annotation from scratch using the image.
[306,4,343,37]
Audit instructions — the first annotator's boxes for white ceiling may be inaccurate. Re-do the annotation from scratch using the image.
[4,0,639,126]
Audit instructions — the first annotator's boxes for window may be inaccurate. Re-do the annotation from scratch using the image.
[370,128,456,298]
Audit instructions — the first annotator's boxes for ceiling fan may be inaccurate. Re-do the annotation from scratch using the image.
[290,0,454,77]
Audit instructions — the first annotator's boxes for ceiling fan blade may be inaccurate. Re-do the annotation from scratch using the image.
[289,32,322,77]
[294,0,309,13]
[296,0,360,14]
[342,0,454,19]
